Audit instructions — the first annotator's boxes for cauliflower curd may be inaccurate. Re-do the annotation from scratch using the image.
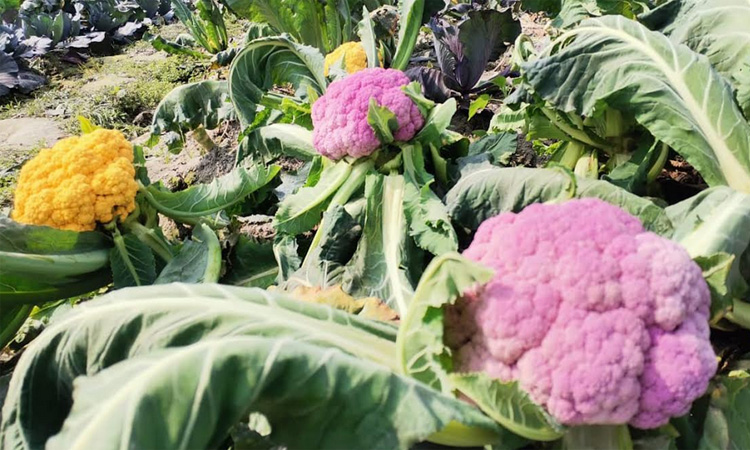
[323,41,369,77]
[12,129,138,231]
[446,198,717,429]
[312,68,425,160]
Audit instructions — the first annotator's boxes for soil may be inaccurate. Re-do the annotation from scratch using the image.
[0,118,66,155]
[141,120,240,188]
[519,12,550,50]
[238,215,276,241]
[656,155,708,204]
[510,133,547,168]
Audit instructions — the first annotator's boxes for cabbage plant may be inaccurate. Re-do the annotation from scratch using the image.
[406,2,521,103]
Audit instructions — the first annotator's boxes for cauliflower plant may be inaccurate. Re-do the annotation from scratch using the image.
[311,68,425,160]
[445,198,717,429]
[12,129,138,232]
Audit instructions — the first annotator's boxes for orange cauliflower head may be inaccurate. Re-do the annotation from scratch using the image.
[324,41,370,77]
[12,129,138,231]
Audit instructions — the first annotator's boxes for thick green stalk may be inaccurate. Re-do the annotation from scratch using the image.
[427,420,505,447]
[541,107,610,151]
[562,425,632,450]
[123,221,174,263]
[558,141,585,170]
[192,126,215,152]
[647,142,670,184]
[302,158,375,263]
[574,150,599,179]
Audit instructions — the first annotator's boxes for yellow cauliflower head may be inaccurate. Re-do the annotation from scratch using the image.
[12,129,138,232]
[324,41,372,77]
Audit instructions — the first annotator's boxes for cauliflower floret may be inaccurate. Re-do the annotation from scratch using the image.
[324,41,370,77]
[446,198,717,429]
[12,129,138,231]
[311,68,425,160]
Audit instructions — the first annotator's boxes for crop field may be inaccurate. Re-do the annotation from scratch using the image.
[1,0,749,449]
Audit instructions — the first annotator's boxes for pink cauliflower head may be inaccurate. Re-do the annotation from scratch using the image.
[445,198,717,429]
[311,68,425,160]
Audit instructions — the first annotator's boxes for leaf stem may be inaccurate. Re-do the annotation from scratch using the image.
[647,142,669,184]
[192,126,215,152]
[112,229,143,286]
[302,158,375,266]
[540,107,609,151]
[122,222,174,263]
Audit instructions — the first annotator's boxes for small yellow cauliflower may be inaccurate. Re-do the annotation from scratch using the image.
[12,129,138,232]
[324,41,372,77]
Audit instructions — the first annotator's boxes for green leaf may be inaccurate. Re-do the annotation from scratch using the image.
[146,33,209,59]
[693,253,736,323]
[77,116,101,134]
[223,237,278,288]
[228,35,326,127]
[640,0,750,117]
[523,16,750,192]
[109,233,157,289]
[367,98,399,145]
[550,0,643,29]
[273,160,353,235]
[468,94,490,120]
[223,0,355,52]
[605,139,667,194]
[0,218,112,305]
[446,167,673,235]
[273,234,302,283]
[392,0,425,70]
[171,0,227,54]
[154,223,222,284]
[0,270,113,307]
[0,283,405,449]
[358,6,379,69]
[413,98,457,149]
[450,373,565,442]
[252,123,317,160]
[0,285,504,448]
[322,0,351,53]
[490,104,529,134]
[150,80,235,152]
[142,164,280,220]
[0,218,111,277]
[284,203,362,289]
[0,304,32,350]
[44,336,502,450]
[397,253,493,390]
[467,132,518,165]
[402,145,458,255]
[402,81,436,119]
[698,374,750,450]
[666,187,750,323]
[343,174,418,316]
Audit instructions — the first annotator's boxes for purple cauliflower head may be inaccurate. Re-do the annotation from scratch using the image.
[445,198,717,429]
[311,68,425,160]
